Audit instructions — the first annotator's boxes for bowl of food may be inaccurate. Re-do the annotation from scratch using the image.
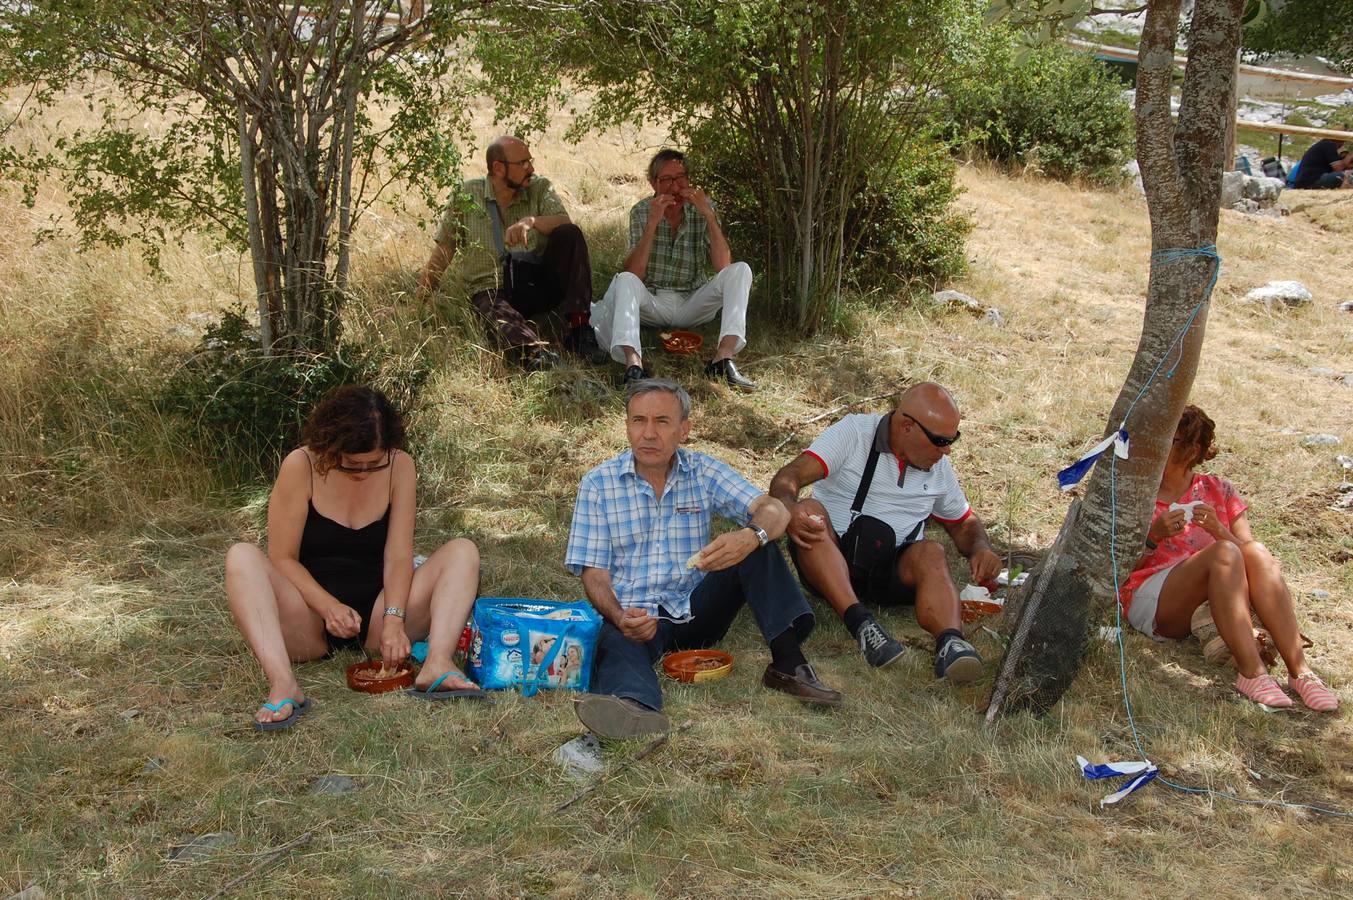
[345,659,416,693]
[660,330,703,355]
[662,649,734,683]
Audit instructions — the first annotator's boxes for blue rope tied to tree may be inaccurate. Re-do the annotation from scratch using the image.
[1100,243,1352,817]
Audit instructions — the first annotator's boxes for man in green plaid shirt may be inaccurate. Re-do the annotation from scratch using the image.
[589,149,758,390]
[418,136,606,370]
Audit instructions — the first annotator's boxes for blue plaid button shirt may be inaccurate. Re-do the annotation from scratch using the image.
[565,448,763,618]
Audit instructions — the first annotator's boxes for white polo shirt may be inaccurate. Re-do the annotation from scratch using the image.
[803,413,971,547]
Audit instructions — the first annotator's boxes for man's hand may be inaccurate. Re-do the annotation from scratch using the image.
[648,193,677,219]
[694,529,758,572]
[786,506,830,549]
[618,607,658,642]
[968,546,1002,584]
[381,617,411,667]
[1148,508,1187,544]
[322,602,362,639]
[678,186,715,218]
[505,217,535,247]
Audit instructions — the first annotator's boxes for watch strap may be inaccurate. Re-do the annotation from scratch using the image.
[383,606,406,620]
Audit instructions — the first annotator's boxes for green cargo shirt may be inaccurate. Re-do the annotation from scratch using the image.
[433,176,568,296]
[627,197,712,294]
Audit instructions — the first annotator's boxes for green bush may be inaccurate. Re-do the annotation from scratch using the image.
[688,121,969,301]
[946,35,1135,186]
[162,306,429,481]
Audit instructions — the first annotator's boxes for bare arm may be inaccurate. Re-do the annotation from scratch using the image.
[623,195,675,280]
[685,188,731,271]
[504,213,572,246]
[939,513,1001,583]
[418,237,456,294]
[581,566,656,642]
[770,453,831,548]
[378,452,417,663]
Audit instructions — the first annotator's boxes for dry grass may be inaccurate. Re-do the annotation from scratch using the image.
[3,98,1353,897]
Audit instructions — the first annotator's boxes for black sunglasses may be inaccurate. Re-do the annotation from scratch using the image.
[333,451,393,474]
[901,412,960,448]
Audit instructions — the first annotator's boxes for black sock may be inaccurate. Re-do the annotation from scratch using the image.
[936,628,964,652]
[842,603,873,639]
[768,629,808,674]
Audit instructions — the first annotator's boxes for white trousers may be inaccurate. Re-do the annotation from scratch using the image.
[590,262,753,363]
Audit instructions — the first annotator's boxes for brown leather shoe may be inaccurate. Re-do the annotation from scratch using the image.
[575,693,670,739]
[761,663,843,707]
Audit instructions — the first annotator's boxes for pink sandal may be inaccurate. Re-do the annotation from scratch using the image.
[1234,672,1292,709]
[1287,673,1339,712]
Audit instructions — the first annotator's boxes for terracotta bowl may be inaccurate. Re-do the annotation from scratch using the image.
[660,330,703,355]
[662,649,734,683]
[345,659,416,693]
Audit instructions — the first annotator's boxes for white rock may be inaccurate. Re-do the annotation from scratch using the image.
[932,289,984,313]
[1340,300,1353,313]
[1242,280,1312,308]
[1302,433,1341,447]
[1337,454,1353,471]
[983,307,1006,327]
[552,733,603,780]
[1221,170,1244,208]
[1310,589,1332,601]
[1241,175,1284,202]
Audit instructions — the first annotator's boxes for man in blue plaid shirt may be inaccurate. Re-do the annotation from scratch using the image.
[565,380,842,739]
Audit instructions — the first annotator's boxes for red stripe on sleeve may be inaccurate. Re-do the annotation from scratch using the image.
[930,506,972,525]
[802,450,829,478]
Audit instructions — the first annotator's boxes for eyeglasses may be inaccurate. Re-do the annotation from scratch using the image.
[333,451,392,474]
[505,157,533,169]
[656,172,689,187]
[901,412,960,448]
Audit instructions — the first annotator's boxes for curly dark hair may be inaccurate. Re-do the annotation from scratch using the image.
[1174,404,1218,469]
[302,385,405,475]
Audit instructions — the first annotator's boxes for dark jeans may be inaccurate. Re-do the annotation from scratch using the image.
[469,223,593,350]
[592,543,815,711]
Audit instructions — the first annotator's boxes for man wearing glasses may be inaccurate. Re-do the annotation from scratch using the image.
[769,382,1000,682]
[565,379,842,739]
[588,148,759,390]
[418,135,605,370]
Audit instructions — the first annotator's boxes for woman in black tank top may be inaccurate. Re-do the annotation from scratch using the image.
[225,386,484,731]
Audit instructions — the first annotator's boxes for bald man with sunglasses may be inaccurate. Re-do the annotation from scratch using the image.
[770,383,1000,681]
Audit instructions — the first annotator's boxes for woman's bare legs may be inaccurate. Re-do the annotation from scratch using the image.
[225,542,330,724]
[1238,541,1310,677]
[403,538,481,690]
[1152,541,1267,678]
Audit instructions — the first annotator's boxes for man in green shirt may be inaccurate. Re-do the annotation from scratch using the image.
[419,136,605,370]
[589,149,758,390]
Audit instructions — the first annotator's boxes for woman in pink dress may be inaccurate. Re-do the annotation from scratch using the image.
[1121,405,1338,711]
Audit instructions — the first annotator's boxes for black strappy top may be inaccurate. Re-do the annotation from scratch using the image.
[298,453,392,643]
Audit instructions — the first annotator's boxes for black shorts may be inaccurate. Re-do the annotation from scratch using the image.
[787,514,920,606]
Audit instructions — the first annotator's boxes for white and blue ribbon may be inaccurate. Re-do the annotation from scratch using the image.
[1057,428,1129,491]
[1076,755,1158,807]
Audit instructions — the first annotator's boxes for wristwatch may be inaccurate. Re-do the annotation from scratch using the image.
[747,523,770,546]
[383,606,406,620]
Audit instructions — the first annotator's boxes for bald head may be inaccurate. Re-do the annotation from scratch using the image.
[891,382,960,470]
[486,135,527,173]
[897,382,958,422]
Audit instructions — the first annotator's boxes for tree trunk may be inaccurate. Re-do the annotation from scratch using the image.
[986,0,1244,720]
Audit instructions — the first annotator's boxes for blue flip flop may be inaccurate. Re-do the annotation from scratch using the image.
[252,696,313,731]
[407,670,487,701]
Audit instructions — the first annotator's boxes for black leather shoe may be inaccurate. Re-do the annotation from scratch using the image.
[704,358,758,391]
[623,364,652,385]
[564,324,609,364]
[762,663,843,707]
